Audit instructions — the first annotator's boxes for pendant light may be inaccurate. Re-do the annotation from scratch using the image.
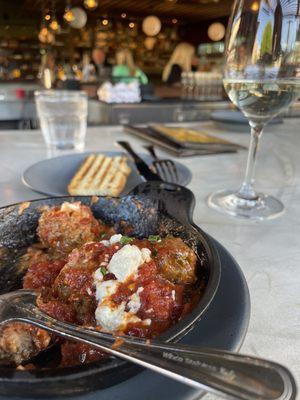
[83,0,98,11]
[49,0,61,32]
[64,0,74,22]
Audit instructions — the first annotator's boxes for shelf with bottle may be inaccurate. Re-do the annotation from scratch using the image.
[181,71,225,102]
[198,41,225,56]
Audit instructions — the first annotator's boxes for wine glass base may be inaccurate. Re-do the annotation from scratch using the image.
[208,190,284,221]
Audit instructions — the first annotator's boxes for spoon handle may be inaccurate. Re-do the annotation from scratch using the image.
[12,304,296,400]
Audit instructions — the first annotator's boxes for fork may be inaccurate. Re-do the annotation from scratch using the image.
[0,289,296,400]
[144,145,179,184]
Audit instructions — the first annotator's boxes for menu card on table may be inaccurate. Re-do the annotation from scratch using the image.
[123,124,246,157]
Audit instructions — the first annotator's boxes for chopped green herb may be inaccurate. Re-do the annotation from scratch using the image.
[148,235,162,243]
[120,235,134,245]
[100,232,107,239]
[152,249,158,257]
[100,266,107,276]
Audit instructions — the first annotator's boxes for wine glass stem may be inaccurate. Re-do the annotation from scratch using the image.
[238,123,264,200]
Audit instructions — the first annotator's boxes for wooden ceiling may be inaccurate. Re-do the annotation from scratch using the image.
[20,0,234,22]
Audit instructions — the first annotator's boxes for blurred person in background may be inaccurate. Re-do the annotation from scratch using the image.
[0,50,17,80]
[38,53,57,89]
[82,47,111,82]
[162,42,199,86]
[57,63,81,91]
[112,49,148,85]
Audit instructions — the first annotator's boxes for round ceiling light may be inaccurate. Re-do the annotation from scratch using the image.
[84,0,98,11]
[49,18,60,32]
[69,7,87,29]
[64,8,74,22]
[207,22,226,41]
[142,15,161,37]
[251,1,259,12]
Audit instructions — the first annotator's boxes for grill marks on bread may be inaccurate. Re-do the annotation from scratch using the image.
[68,154,131,196]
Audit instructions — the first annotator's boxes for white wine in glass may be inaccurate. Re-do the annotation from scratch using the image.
[208,0,300,220]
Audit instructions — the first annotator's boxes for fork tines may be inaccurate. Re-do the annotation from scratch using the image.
[152,160,179,184]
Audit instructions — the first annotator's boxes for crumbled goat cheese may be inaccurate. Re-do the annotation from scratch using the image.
[95,301,141,331]
[109,234,122,244]
[60,202,81,212]
[100,262,108,267]
[141,248,151,263]
[95,280,119,302]
[94,268,104,282]
[127,287,144,314]
[94,244,152,332]
[108,245,151,282]
[95,302,125,331]
[101,234,123,247]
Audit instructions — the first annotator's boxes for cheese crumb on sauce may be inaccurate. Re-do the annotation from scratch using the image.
[95,280,120,302]
[95,302,141,332]
[60,202,81,212]
[94,243,152,332]
[100,234,122,247]
[109,234,123,244]
[127,287,143,313]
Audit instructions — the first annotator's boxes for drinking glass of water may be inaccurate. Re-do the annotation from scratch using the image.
[35,90,88,156]
[208,0,300,220]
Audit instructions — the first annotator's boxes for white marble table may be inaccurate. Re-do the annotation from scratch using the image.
[0,119,299,398]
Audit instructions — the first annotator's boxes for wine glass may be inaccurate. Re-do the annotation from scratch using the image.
[208,0,300,220]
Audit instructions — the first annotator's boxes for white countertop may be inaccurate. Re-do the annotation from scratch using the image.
[0,120,299,397]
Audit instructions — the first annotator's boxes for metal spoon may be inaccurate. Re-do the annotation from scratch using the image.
[0,290,296,400]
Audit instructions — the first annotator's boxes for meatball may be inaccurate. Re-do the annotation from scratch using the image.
[23,260,65,289]
[38,241,119,326]
[137,260,158,285]
[37,297,76,324]
[19,247,50,271]
[65,241,115,271]
[37,202,104,255]
[152,237,197,284]
[54,241,118,297]
[0,323,51,365]
[51,265,97,325]
[138,278,183,322]
[60,341,107,367]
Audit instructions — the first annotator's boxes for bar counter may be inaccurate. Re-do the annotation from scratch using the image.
[1,93,300,128]
[0,118,299,399]
[0,78,300,127]
[87,99,233,125]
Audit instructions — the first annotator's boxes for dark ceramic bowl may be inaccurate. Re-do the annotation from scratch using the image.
[0,181,221,398]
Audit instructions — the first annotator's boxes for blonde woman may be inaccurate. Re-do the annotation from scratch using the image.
[162,42,198,85]
[112,49,148,85]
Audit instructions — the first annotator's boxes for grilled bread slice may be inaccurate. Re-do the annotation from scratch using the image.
[67,154,131,196]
